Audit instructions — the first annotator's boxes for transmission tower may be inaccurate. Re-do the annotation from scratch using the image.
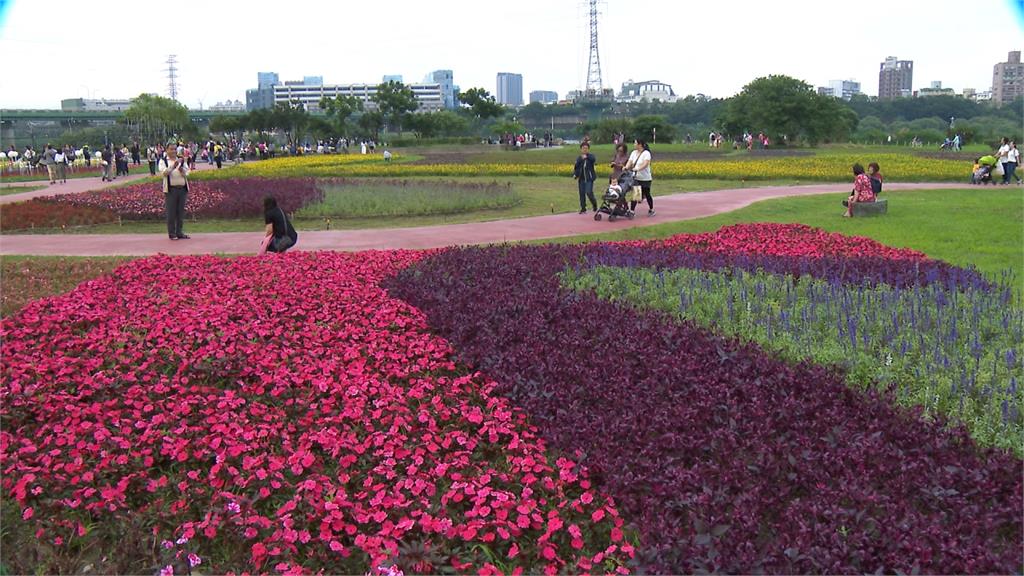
[165,55,179,100]
[585,0,603,93]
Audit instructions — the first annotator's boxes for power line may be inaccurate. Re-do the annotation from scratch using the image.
[165,55,179,100]
[585,0,603,93]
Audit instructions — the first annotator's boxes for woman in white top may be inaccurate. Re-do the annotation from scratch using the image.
[624,138,655,217]
[997,137,1012,185]
[1005,141,1020,185]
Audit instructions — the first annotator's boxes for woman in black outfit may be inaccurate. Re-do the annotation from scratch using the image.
[262,196,298,253]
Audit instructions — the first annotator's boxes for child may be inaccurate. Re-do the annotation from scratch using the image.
[606,176,622,200]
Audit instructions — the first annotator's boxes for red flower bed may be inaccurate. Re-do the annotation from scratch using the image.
[656,222,928,260]
[44,177,321,220]
[0,252,632,574]
[0,199,117,231]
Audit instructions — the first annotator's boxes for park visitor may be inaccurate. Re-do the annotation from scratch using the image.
[260,196,298,254]
[867,162,883,195]
[159,145,191,240]
[147,146,158,175]
[609,143,629,182]
[53,145,67,184]
[1006,141,1020,185]
[573,142,598,214]
[383,149,392,162]
[100,145,113,181]
[624,138,655,216]
[843,163,876,217]
[41,144,57,184]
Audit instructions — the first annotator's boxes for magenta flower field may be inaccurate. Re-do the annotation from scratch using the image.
[2,224,1021,574]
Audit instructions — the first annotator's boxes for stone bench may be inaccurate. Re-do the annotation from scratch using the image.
[852,198,888,217]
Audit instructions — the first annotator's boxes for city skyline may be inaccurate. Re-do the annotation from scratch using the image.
[0,0,1022,110]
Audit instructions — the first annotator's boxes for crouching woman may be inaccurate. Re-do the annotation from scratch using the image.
[843,163,876,217]
[260,196,298,254]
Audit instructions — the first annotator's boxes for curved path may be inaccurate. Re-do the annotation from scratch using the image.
[0,182,968,256]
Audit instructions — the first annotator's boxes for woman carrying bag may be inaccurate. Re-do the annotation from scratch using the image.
[624,138,655,217]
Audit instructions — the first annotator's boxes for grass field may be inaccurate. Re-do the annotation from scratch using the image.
[550,187,1024,280]
[0,185,45,196]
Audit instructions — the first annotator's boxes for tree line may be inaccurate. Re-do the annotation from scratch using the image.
[61,76,1023,148]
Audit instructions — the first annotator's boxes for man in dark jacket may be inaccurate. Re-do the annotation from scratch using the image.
[573,142,598,213]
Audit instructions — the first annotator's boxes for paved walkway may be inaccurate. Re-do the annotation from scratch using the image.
[0,182,967,257]
[0,162,220,204]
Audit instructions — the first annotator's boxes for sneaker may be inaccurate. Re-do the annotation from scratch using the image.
[177,234,191,240]
[579,208,587,214]
[648,209,656,217]
[169,236,178,240]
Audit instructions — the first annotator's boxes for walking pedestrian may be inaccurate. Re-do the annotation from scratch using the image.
[41,144,57,184]
[159,145,191,240]
[573,142,598,213]
[100,145,113,181]
[624,138,655,216]
[147,145,158,175]
[997,137,1013,185]
[1005,141,1020,185]
[54,145,67,183]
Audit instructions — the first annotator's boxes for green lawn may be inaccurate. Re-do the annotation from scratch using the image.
[11,178,799,234]
[0,185,46,196]
[548,187,1024,280]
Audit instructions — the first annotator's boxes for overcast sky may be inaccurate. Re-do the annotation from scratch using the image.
[0,0,1021,110]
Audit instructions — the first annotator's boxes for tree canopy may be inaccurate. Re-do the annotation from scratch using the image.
[717,75,857,145]
[372,81,418,134]
[122,94,192,143]
[457,88,505,120]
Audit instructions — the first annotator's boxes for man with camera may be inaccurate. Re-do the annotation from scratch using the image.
[158,145,191,240]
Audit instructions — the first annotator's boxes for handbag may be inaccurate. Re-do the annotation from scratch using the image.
[630,185,643,202]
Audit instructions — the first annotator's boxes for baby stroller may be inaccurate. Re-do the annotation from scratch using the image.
[971,155,998,185]
[594,170,636,222]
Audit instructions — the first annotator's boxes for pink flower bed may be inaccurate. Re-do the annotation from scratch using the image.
[0,252,631,574]
[657,222,929,260]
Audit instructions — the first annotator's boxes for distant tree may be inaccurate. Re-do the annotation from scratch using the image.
[491,119,524,137]
[122,93,191,143]
[357,110,384,140]
[718,75,856,145]
[372,81,418,134]
[319,94,363,136]
[457,88,505,120]
[269,101,310,144]
[632,115,676,144]
[407,111,469,138]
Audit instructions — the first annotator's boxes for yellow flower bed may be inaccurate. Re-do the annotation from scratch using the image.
[197,152,968,182]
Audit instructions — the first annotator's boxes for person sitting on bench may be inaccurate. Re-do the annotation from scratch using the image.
[843,163,876,218]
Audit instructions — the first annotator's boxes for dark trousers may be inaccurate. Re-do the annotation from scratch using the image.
[148,161,157,175]
[165,186,187,238]
[578,179,597,210]
[1003,162,1017,184]
[629,180,654,211]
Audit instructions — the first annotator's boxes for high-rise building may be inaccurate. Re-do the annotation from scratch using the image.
[425,70,457,109]
[826,79,861,100]
[918,81,954,98]
[992,51,1023,107]
[878,57,913,100]
[529,90,558,104]
[496,73,523,106]
[257,72,279,89]
[383,75,404,84]
[303,76,324,86]
[267,80,443,112]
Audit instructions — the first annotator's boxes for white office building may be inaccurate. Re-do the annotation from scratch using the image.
[618,80,677,103]
[272,82,444,112]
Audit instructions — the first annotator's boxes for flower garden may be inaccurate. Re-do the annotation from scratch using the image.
[2,223,1021,574]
